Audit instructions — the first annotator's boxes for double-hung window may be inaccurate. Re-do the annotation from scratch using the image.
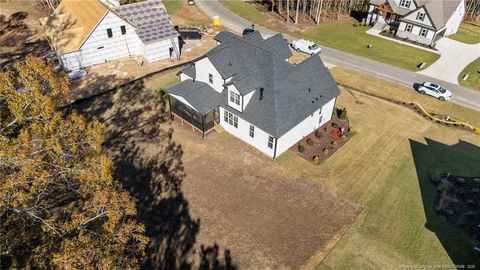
[267,136,274,149]
[229,90,240,106]
[120,25,126,35]
[106,28,113,38]
[405,24,413,33]
[224,110,238,128]
[416,12,425,21]
[209,73,213,84]
[249,125,255,138]
[399,0,411,8]
[419,28,428,37]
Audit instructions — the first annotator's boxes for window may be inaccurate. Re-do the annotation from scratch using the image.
[224,110,238,128]
[208,73,213,84]
[106,28,113,38]
[120,25,126,35]
[229,90,240,106]
[267,136,274,149]
[416,12,425,21]
[399,0,411,8]
[319,115,323,124]
[249,125,254,138]
[405,24,413,32]
[419,28,428,37]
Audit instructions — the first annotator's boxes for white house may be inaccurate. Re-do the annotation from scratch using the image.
[40,0,179,71]
[366,0,465,46]
[166,31,340,159]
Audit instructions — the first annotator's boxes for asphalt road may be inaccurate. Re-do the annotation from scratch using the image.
[195,0,480,111]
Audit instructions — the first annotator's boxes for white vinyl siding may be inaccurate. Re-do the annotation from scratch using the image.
[399,0,411,8]
[267,136,274,149]
[195,57,224,93]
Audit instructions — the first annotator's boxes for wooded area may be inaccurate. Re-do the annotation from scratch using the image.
[257,0,480,24]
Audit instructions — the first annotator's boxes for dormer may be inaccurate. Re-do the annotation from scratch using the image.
[227,84,243,112]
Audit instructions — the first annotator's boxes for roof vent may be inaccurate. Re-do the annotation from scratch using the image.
[308,88,311,93]
[229,61,232,66]
[259,88,264,100]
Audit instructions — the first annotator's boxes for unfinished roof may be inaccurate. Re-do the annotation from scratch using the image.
[40,0,109,53]
[113,0,178,43]
[169,31,339,137]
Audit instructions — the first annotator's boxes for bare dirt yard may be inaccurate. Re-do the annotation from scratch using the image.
[69,76,360,269]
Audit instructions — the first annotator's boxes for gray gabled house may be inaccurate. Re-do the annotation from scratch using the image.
[166,31,339,158]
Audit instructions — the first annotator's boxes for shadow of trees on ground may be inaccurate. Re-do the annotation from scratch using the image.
[410,138,480,266]
[0,12,50,69]
[69,78,236,269]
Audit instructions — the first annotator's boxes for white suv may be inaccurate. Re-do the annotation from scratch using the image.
[417,82,453,101]
[291,39,322,55]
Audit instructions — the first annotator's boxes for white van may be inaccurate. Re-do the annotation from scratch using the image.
[291,39,322,55]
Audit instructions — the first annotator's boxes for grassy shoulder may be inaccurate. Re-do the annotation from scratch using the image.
[449,22,480,44]
[331,67,480,128]
[163,0,182,15]
[458,57,480,91]
[219,0,266,25]
[302,19,440,71]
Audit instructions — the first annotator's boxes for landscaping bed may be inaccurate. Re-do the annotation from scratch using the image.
[292,108,353,164]
[432,173,480,243]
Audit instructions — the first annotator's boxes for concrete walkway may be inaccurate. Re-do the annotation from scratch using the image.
[419,38,480,84]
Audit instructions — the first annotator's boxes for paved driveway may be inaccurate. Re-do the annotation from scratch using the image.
[195,0,480,111]
[419,38,480,84]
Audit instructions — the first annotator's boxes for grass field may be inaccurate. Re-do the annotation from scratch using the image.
[302,20,440,71]
[458,57,480,91]
[220,0,267,25]
[163,0,182,15]
[276,90,480,269]
[449,22,480,44]
[331,67,480,127]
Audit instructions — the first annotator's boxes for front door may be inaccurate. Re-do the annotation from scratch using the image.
[385,12,391,23]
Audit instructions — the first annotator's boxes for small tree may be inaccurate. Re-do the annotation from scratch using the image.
[0,56,147,269]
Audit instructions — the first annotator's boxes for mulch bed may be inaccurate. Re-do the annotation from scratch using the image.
[432,173,480,241]
[291,111,353,164]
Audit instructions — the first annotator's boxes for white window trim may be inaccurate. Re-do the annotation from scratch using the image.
[268,136,274,149]
[224,110,238,128]
[416,12,425,21]
[399,0,411,8]
[405,24,413,32]
[229,90,240,106]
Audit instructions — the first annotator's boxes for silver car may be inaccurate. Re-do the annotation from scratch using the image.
[417,82,453,101]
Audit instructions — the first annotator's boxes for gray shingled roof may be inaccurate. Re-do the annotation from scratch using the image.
[113,0,178,44]
[169,31,339,137]
[180,63,196,79]
[167,80,223,114]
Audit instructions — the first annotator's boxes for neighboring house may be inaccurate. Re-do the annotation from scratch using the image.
[40,0,179,71]
[366,0,465,46]
[166,31,340,159]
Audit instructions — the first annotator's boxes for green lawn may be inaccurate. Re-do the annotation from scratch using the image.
[302,19,440,71]
[277,90,480,269]
[163,0,182,15]
[458,57,480,91]
[449,22,480,44]
[219,0,266,25]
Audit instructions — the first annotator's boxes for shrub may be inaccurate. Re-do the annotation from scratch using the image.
[298,145,305,153]
[337,108,348,120]
[474,128,480,135]
[331,141,337,146]
[352,22,359,27]
[314,130,322,138]
[323,148,329,156]
[349,128,357,136]
[331,122,339,128]
[306,138,314,146]
[341,135,347,141]
[313,156,320,164]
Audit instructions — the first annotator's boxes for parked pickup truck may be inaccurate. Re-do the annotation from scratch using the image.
[291,39,322,55]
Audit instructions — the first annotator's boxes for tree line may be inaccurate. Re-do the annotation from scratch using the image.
[258,0,480,24]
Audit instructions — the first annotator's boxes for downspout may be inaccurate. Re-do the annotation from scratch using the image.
[202,114,205,138]
[273,137,278,159]
[168,96,173,120]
